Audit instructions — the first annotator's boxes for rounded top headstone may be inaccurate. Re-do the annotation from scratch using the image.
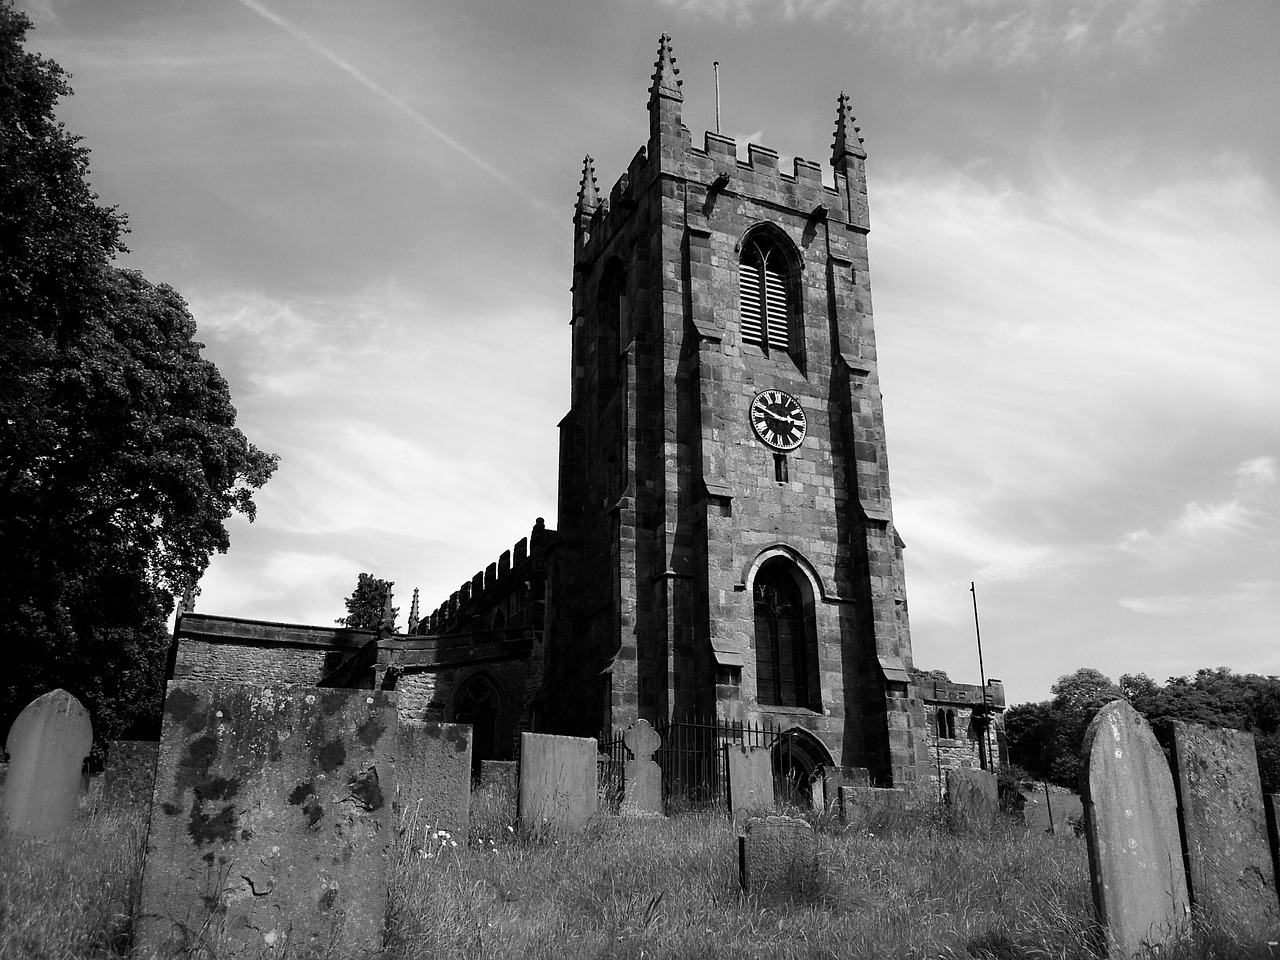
[2,688,93,837]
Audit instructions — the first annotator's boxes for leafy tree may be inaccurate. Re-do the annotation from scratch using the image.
[338,573,397,631]
[1,5,276,747]
[1010,666,1280,793]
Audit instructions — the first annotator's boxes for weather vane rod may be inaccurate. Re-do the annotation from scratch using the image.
[714,61,721,134]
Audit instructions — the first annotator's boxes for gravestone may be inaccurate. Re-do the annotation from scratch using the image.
[395,721,472,837]
[1167,721,1280,936]
[518,732,598,834]
[1264,795,1280,889]
[725,744,774,818]
[621,719,663,817]
[480,759,518,793]
[1080,700,1189,958]
[136,681,397,959]
[738,815,818,894]
[947,768,999,826]
[1,689,93,837]
[103,740,160,810]
[809,771,824,812]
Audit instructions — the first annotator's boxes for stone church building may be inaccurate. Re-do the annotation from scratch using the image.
[174,36,1004,800]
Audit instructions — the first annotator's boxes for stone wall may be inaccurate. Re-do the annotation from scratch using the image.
[913,673,1007,799]
[173,615,373,687]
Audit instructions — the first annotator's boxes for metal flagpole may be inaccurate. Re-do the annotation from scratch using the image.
[970,582,994,771]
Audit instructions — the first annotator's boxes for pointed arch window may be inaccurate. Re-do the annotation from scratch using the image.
[453,673,505,774]
[598,263,626,399]
[753,560,816,708]
[739,235,791,352]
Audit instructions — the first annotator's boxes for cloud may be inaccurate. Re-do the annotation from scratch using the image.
[187,282,567,624]
[1119,582,1278,616]
[1235,456,1277,485]
[656,0,1207,68]
[1118,457,1280,562]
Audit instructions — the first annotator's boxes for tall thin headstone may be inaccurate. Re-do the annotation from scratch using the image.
[725,744,774,818]
[1167,721,1280,937]
[1080,700,1189,958]
[1,689,92,837]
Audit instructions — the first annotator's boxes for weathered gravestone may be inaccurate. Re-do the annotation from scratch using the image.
[1080,700,1189,958]
[1264,795,1280,888]
[395,721,472,837]
[1167,721,1280,936]
[136,681,397,959]
[1,689,93,837]
[480,759,518,794]
[621,718,663,817]
[103,740,161,810]
[725,744,774,818]
[947,767,999,826]
[518,732,598,834]
[738,815,818,894]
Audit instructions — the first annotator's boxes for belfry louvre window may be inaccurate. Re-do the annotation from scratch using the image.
[739,237,790,351]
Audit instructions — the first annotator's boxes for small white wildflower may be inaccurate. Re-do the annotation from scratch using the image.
[451,840,457,848]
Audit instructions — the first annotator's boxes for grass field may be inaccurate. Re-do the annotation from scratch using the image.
[1,792,1275,959]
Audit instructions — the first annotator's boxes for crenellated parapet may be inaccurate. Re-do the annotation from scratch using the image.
[575,128,866,280]
[419,518,555,638]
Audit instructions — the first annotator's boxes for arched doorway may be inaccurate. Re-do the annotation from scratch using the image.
[452,673,504,776]
[771,728,835,808]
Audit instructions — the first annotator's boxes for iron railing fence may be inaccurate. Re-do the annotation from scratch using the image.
[602,716,803,811]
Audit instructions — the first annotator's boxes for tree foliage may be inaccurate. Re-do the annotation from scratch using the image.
[0,4,277,746]
[338,573,397,632]
[1008,666,1280,793]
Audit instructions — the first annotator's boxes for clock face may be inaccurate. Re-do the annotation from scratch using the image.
[750,390,807,451]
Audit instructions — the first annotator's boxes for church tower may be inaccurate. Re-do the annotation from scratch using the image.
[546,36,924,787]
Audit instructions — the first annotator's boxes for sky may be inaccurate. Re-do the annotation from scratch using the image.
[16,0,1280,705]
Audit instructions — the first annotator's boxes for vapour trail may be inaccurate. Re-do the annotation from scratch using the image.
[237,0,559,222]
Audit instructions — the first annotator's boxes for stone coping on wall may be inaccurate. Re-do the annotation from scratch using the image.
[176,613,374,651]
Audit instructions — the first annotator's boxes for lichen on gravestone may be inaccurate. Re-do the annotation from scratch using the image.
[738,815,818,894]
[1167,721,1280,939]
[136,681,397,959]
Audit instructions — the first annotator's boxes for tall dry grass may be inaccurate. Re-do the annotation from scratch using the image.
[385,791,1104,960]
[4,792,1278,959]
[0,805,147,960]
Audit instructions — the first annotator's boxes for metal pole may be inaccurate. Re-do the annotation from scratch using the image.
[970,582,994,771]
[934,711,943,805]
[713,61,721,134]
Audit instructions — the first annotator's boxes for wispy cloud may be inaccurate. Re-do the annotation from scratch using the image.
[1119,582,1278,616]
[235,0,558,221]
[1118,457,1279,561]
[657,0,1207,68]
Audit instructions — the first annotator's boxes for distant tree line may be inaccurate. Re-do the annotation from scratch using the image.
[1006,666,1280,793]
